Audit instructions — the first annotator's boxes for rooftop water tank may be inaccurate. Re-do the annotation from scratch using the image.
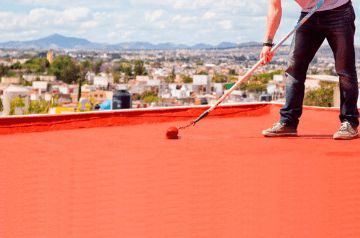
[112,90,132,110]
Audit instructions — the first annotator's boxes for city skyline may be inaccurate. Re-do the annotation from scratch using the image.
[0,0,359,45]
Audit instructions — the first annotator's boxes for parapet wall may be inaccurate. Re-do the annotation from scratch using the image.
[0,103,271,135]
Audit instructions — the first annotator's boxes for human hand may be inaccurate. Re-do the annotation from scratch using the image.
[260,46,274,65]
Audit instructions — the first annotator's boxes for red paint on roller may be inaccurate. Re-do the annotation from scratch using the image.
[166,127,179,139]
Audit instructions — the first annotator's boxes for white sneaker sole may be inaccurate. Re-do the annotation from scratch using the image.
[333,134,359,140]
[262,132,298,137]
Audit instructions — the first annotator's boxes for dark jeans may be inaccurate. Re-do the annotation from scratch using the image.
[280,1,359,128]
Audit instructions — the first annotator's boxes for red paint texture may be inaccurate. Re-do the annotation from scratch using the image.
[0,104,360,238]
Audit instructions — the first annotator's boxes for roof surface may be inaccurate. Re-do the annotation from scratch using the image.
[1,103,359,238]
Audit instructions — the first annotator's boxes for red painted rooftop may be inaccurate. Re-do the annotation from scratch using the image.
[1,103,360,238]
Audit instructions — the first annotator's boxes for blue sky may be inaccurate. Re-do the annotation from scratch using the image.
[0,0,359,44]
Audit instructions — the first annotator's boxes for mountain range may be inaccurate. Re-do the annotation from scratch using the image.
[0,34,260,51]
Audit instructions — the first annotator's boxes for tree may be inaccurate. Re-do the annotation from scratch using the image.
[196,59,204,66]
[165,67,176,83]
[252,70,285,81]
[10,97,25,115]
[229,69,236,75]
[93,60,103,74]
[181,75,193,83]
[165,75,175,84]
[323,67,337,76]
[119,61,133,77]
[133,60,147,76]
[239,82,267,92]
[151,62,162,68]
[141,91,159,104]
[239,70,285,93]
[28,100,49,114]
[228,76,238,83]
[20,76,32,86]
[143,95,159,104]
[5,70,17,77]
[23,58,50,73]
[213,74,227,83]
[80,60,92,71]
[113,71,121,84]
[10,62,22,70]
[0,64,10,77]
[50,56,80,84]
[197,70,208,75]
[304,81,336,107]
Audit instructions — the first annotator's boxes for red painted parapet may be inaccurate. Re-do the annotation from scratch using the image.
[0,103,271,135]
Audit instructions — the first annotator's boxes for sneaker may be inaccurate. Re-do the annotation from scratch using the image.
[333,121,358,140]
[262,122,297,137]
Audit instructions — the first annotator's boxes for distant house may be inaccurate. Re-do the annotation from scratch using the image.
[128,81,147,95]
[153,69,167,81]
[136,76,150,82]
[39,76,56,82]
[23,74,56,82]
[23,75,39,82]
[81,90,113,104]
[94,76,109,89]
[147,80,161,86]
[81,84,97,93]
[86,72,96,84]
[213,83,224,97]
[58,85,70,94]
[266,82,277,95]
[167,84,191,99]
[193,75,211,94]
[57,94,73,104]
[1,77,21,85]
[2,85,30,115]
[32,81,49,92]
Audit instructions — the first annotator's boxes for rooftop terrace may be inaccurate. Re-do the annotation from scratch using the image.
[1,103,360,238]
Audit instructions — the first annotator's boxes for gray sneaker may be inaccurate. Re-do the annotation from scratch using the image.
[333,121,358,140]
[262,122,297,137]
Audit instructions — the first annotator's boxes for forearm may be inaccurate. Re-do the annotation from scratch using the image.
[264,0,282,43]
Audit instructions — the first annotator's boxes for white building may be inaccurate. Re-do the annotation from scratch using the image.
[1,77,20,85]
[136,76,150,82]
[39,76,56,82]
[23,75,56,82]
[2,85,30,115]
[32,81,48,92]
[58,85,69,94]
[273,74,284,82]
[86,72,96,84]
[267,82,277,95]
[147,80,161,87]
[23,74,38,82]
[193,75,211,94]
[167,84,191,99]
[94,76,109,89]
[213,83,224,97]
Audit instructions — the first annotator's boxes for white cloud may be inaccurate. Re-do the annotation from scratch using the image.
[219,20,233,30]
[202,11,216,20]
[63,7,90,21]
[145,10,164,23]
[0,0,358,45]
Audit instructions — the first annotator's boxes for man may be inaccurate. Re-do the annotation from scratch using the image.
[261,0,359,140]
